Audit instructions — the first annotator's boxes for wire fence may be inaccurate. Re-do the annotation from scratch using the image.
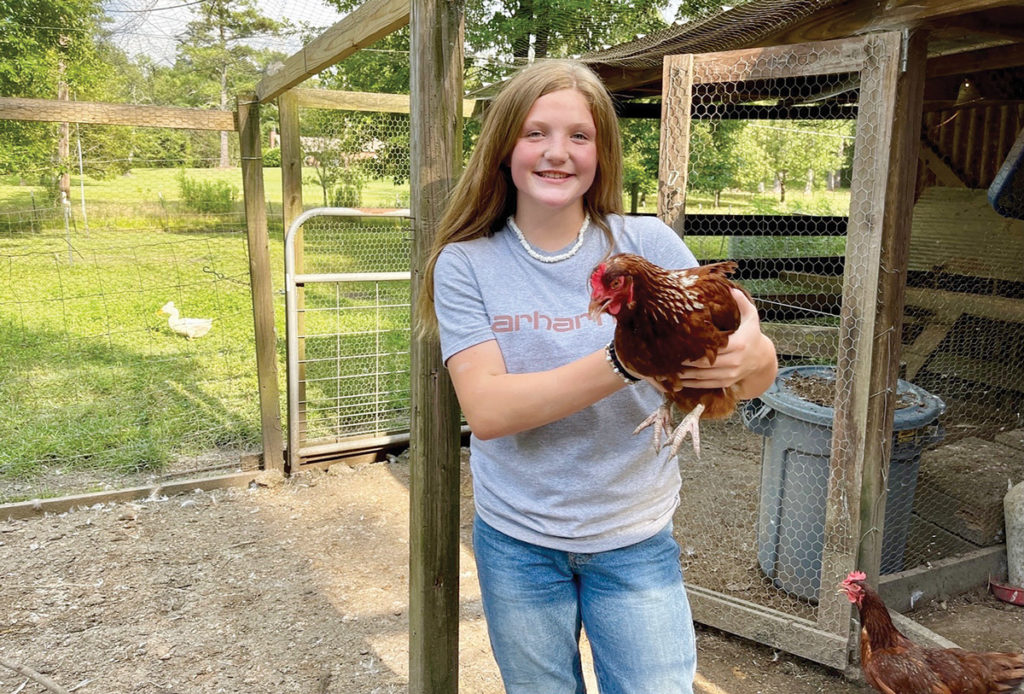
[0,150,264,503]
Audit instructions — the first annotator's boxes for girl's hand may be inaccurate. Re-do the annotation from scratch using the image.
[673,289,777,397]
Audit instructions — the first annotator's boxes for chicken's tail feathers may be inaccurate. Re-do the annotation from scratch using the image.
[989,651,1024,691]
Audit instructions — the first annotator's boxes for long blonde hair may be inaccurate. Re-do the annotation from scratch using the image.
[416,59,624,337]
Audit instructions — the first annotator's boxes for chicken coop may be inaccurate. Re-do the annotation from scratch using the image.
[571,0,1024,671]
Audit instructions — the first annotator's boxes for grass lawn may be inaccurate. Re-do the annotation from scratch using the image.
[0,168,411,226]
[0,166,849,498]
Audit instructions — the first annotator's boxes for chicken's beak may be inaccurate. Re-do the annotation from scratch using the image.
[588,297,610,321]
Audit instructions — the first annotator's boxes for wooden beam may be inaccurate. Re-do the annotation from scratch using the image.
[408,0,464,691]
[237,94,285,473]
[762,322,839,359]
[927,42,1024,77]
[659,54,694,234]
[761,0,1022,46]
[878,545,1007,612]
[0,469,265,521]
[688,586,848,670]
[254,0,409,103]
[820,31,928,632]
[279,90,306,475]
[918,139,968,187]
[0,97,235,130]
[683,213,848,237]
[292,87,476,116]
[690,37,870,82]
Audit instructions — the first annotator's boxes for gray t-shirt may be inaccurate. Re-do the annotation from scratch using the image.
[434,214,698,553]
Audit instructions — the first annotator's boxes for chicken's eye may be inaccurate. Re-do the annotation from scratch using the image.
[610,277,624,290]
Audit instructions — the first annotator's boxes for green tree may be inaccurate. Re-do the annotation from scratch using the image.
[178,0,291,167]
[621,117,660,213]
[0,0,108,184]
[734,120,851,203]
[688,120,741,207]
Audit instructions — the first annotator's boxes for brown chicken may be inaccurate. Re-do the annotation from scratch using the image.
[588,253,746,457]
[839,571,1024,694]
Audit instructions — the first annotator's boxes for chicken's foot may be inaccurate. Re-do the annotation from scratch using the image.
[633,402,673,451]
[667,403,704,458]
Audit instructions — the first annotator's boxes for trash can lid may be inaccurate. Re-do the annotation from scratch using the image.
[757,365,946,429]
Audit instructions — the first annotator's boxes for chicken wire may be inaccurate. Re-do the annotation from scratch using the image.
[652,34,1020,668]
[0,126,262,503]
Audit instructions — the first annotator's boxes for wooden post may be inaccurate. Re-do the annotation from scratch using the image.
[408,0,464,690]
[237,93,285,472]
[57,67,71,201]
[658,54,694,235]
[817,30,927,634]
[279,90,306,473]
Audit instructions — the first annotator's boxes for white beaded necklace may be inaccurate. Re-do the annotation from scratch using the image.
[508,213,590,263]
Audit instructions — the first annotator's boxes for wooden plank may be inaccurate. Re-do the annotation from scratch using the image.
[255,0,409,103]
[618,101,858,120]
[407,0,464,690]
[237,94,285,472]
[918,139,968,187]
[690,37,869,83]
[292,87,476,116]
[926,42,1024,78]
[878,545,1007,612]
[903,320,959,380]
[659,54,694,234]
[683,213,848,237]
[904,286,1024,322]
[761,0,1021,46]
[0,96,235,131]
[1,470,266,521]
[819,30,927,634]
[688,586,848,670]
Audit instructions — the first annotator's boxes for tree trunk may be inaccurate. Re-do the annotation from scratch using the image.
[629,181,639,214]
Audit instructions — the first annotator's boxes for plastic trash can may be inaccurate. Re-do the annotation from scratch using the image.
[741,365,945,602]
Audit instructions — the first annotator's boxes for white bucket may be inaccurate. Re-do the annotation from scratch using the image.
[1006,480,1024,588]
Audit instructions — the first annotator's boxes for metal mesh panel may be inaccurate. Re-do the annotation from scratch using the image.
[285,211,412,465]
[660,35,1024,665]
[0,130,261,502]
[683,69,855,619]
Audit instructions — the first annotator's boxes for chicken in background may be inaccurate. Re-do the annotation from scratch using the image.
[839,570,1024,694]
[588,253,747,457]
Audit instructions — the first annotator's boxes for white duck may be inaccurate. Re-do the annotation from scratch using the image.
[158,301,213,339]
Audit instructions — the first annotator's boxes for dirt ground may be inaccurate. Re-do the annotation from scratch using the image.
[1,452,1021,694]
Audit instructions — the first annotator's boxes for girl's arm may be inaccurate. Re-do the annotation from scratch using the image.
[446,340,626,440]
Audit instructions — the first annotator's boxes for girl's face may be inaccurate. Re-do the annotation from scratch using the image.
[508,88,598,219]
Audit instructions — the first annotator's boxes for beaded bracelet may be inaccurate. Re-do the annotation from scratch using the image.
[605,341,640,384]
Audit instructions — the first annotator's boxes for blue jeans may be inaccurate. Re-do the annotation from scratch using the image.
[473,515,696,694]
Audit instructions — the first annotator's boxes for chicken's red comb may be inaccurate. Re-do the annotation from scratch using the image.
[844,570,867,583]
[589,264,606,292]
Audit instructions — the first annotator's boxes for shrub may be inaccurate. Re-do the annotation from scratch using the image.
[263,147,281,167]
[330,172,365,208]
[176,170,238,214]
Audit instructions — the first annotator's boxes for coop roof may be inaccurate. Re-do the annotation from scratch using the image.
[570,0,1024,100]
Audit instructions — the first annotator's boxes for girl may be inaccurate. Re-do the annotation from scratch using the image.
[417,59,777,694]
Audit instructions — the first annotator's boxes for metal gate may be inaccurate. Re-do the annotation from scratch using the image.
[284,207,413,471]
